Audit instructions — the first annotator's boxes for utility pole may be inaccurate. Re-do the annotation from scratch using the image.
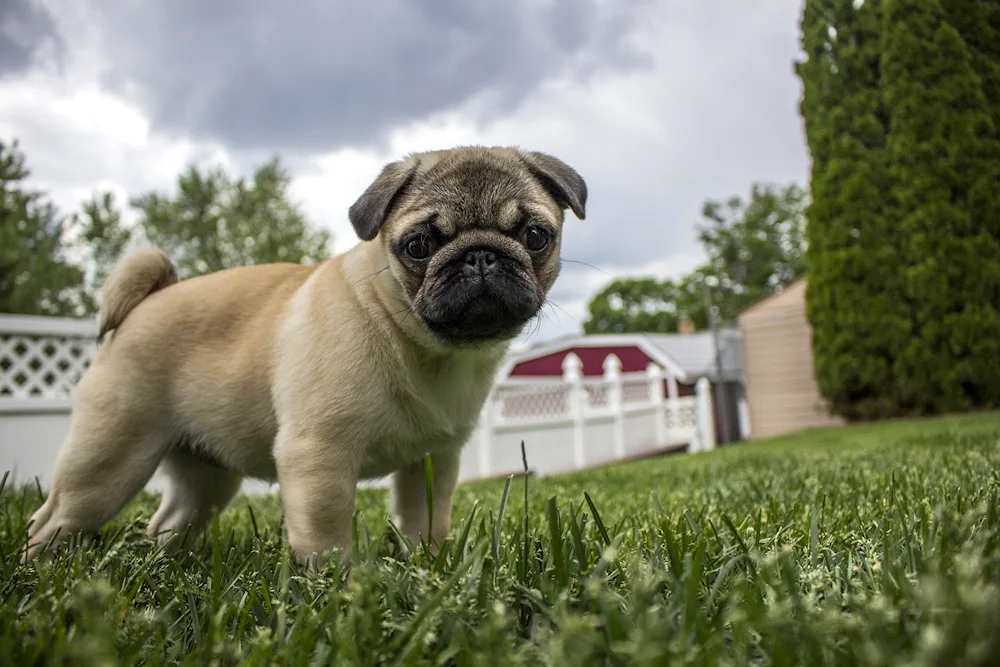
[703,281,731,444]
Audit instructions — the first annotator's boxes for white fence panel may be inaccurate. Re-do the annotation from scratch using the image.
[1,314,716,496]
[458,352,712,482]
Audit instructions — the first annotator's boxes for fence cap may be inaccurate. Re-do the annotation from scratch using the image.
[561,352,583,377]
[602,353,622,375]
[0,313,98,337]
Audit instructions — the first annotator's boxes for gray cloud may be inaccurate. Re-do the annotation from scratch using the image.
[71,0,651,154]
[545,6,810,274]
[0,0,63,78]
[0,0,812,344]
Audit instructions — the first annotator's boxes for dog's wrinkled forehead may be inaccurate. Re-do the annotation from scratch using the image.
[408,160,543,235]
[347,146,587,242]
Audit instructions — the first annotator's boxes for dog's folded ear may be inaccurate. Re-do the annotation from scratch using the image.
[519,151,588,221]
[348,160,420,241]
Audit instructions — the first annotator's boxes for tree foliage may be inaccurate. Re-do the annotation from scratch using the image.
[0,143,334,317]
[132,158,332,280]
[582,182,808,335]
[797,0,911,420]
[798,0,1000,420]
[696,182,808,320]
[883,0,1000,413]
[0,139,86,316]
[69,190,133,315]
[583,274,708,335]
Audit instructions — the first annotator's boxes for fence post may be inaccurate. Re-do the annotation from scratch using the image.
[695,376,716,452]
[477,390,495,478]
[646,363,667,446]
[604,354,625,460]
[737,395,752,440]
[666,372,679,443]
[563,353,587,470]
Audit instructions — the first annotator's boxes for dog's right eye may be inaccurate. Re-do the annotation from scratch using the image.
[405,234,432,260]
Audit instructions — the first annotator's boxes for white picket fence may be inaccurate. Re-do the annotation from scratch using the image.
[465,353,714,481]
[0,313,715,495]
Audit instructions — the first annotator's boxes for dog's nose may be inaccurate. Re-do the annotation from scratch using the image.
[464,248,498,273]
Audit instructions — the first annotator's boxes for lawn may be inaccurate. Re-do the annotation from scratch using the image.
[3,412,1000,665]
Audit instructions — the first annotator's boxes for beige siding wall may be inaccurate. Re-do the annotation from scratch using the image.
[738,280,844,439]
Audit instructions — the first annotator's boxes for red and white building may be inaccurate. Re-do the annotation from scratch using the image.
[498,329,748,444]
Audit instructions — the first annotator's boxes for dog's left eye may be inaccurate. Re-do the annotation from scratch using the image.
[524,225,550,252]
[405,234,432,260]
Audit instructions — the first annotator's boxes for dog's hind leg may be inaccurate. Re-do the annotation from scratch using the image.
[146,446,243,549]
[22,385,172,563]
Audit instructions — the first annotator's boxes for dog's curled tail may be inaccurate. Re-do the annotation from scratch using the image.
[97,249,179,342]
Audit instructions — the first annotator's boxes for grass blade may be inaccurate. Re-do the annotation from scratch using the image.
[584,491,611,547]
[424,454,434,543]
[492,474,513,567]
[546,496,568,589]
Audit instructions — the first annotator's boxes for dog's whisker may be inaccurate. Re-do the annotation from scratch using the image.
[522,317,544,343]
[538,307,557,327]
[543,299,580,325]
[560,258,611,278]
[350,265,390,290]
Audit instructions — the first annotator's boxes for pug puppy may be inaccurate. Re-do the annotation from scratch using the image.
[22,146,587,566]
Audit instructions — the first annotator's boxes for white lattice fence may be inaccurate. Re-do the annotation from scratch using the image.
[665,399,698,431]
[0,315,98,400]
[496,382,568,421]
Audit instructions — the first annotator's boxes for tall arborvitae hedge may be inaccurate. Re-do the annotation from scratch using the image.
[883,0,1000,413]
[799,0,1000,419]
[797,0,912,420]
[942,0,1000,137]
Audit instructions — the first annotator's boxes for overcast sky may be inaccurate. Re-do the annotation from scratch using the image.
[0,0,810,345]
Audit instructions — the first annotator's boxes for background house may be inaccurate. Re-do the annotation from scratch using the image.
[737,277,844,438]
[499,329,748,444]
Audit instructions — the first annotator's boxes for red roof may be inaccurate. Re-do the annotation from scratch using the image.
[509,345,656,377]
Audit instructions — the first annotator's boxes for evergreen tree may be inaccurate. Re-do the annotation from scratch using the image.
[797,0,911,420]
[881,0,1000,413]
[0,139,86,316]
[801,0,1000,419]
[941,0,1000,138]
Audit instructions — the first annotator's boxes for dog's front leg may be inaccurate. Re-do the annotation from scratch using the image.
[391,447,462,550]
[274,427,359,567]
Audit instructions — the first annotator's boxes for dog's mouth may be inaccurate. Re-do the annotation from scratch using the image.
[415,253,543,344]
[422,295,528,343]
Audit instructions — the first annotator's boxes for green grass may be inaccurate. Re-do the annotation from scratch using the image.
[4,412,1000,665]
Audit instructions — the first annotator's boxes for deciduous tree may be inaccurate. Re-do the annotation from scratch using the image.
[131,157,332,279]
[582,182,807,335]
[68,190,133,314]
[696,182,808,320]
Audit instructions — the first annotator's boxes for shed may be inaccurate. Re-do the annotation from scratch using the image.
[737,277,844,438]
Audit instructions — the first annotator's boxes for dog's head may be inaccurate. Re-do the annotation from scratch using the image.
[348,146,587,346]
